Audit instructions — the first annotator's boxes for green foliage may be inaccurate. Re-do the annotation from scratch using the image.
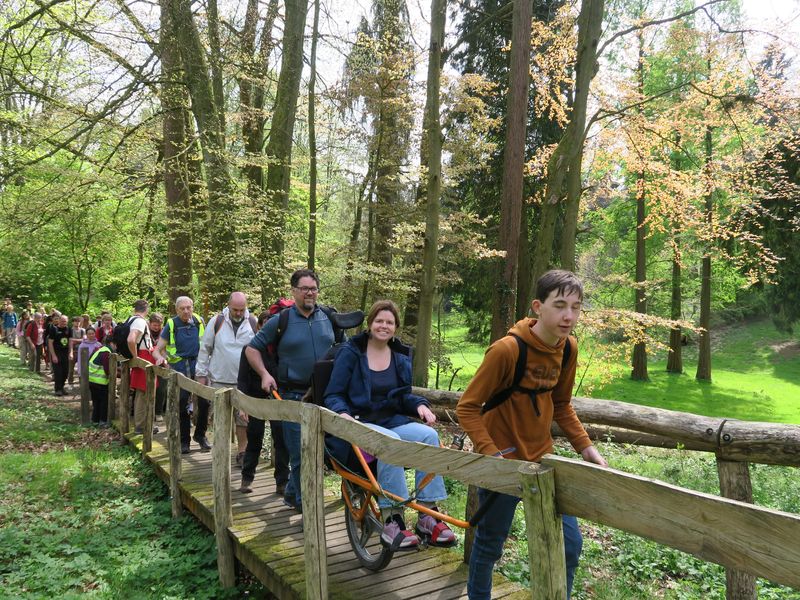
[0,346,265,598]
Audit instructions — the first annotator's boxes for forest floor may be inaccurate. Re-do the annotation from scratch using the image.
[437,316,800,424]
[0,345,269,599]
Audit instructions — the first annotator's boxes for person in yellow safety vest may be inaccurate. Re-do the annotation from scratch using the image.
[152,296,209,454]
[88,339,114,427]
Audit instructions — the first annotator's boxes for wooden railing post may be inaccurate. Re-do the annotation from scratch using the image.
[716,457,757,600]
[519,463,566,599]
[300,403,328,599]
[107,353,118,422]
[79,347,90,425]
[119,361,131,433]
[212,388,236,587]
[166,371,183,518]
[143,366,156,453]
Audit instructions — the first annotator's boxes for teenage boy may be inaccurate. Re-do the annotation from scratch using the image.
[456,270,607,600]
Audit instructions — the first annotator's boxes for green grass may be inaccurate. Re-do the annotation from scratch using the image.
[0,345,267,599]
[434,314,800,424]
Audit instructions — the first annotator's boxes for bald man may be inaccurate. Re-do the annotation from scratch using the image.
[196,292,258,463]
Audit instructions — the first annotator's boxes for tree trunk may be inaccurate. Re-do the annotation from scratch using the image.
[261,0,309,302]
[631,32,648,382]
[696,121,713,381]
[667,133,683,374]
[307,0,320,270]
[169,0,237,308]
[161,0,192,304]
[489,0,532,343]
[530,0,604,288]
[516,205,531,319]
[559,149,582,271]
[411,0,446,386]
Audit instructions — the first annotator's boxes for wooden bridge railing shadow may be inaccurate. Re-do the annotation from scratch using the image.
[83,354,800,600]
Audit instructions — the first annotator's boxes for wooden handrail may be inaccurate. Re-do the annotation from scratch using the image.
[96,355,800,596]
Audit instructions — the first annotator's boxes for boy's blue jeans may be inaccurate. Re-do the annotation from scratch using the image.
[467,488,582,599]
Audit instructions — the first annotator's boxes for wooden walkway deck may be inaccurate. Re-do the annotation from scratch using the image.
[125,428,527,600]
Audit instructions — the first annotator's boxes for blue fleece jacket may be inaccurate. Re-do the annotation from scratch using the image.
[323,332,429,429]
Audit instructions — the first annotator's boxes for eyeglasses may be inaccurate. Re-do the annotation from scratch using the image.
[294,286,319,294]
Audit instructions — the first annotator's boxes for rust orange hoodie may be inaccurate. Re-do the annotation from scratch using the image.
[456,318,592,462]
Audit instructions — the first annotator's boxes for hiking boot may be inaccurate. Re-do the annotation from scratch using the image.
[193,434,212,452]
[416,510,457,547]
[181,442,190,454]
[276,482,286,497]
[240,477,254,494]
[381,514,419,549]
[235,452,244,468]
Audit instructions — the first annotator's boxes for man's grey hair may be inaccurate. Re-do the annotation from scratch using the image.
[175,296,194,308]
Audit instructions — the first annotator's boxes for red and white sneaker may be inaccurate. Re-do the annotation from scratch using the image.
[415,511,457,547]
[381,514,420,550]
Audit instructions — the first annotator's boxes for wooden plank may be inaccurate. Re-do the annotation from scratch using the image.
[107,353,118,422]
[301,403,328,600]
[79,347,90,424]
[321,410,523,494]
[717,458,756,600]
[231,390,301,421]
[165,372,183,518]
[212,388,235,587]
[519,463,566,599]
[542,454,800,589]
[175,371,217,401]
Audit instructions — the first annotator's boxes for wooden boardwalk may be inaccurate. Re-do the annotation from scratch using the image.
[125,428,527,600]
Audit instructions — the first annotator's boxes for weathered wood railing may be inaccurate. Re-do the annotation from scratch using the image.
[92,355,800,600]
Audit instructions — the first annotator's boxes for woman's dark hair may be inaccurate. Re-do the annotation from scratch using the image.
[257,310,271,328]
[85,326,96,334]
[366,300,401,329]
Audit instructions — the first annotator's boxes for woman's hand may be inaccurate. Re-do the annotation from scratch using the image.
[417,405,436,425]
[339,412,355,421]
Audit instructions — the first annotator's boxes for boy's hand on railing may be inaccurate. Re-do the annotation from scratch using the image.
[339,412,356,421]
[581,445,608,467]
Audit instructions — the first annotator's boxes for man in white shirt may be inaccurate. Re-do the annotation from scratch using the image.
[196,292,257,465]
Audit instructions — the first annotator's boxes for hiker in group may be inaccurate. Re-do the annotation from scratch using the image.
[96,313,114,343]
[17,310,31,365]
[456,270,607,600]
[88,335,115,427]
[68,315,86,385]
[148,313,167,418]
[240,269,337,508]
[3,303,18,346]
[75,327,102,381]
[196,292,258,467]
[152,296,208,453]
[42,309,60,371]
[25,312,44,372]
[124,299,156,435]
[81,314,91,330]
[48,314,72,396]
[324,299,456,549]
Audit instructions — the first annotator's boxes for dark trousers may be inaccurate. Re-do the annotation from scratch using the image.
[90,382,108,423]
[242,417,289,486]
[174,358,208,444]
[30,344,43,372]
[52,354,69,391]
[155,375,167,415]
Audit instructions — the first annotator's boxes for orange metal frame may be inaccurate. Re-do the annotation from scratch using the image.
[271,389,471,530]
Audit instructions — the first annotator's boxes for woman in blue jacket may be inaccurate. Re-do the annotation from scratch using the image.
[324,300,455,550]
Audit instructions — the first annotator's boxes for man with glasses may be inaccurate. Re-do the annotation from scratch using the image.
[240,269,336,512]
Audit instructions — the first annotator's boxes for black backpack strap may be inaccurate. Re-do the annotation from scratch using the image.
[480,334,526,414]
[274,307,291,349]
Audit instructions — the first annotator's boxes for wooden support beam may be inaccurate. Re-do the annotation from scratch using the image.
[166,371,183,518]
[717,458,756,600]
[119,362,130,433]
[301,403,328,599]
[107,353,118,422]
[143,366,156,453]
[520,463,567,599]
[79,347,90,425]
[212,388,235,587]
